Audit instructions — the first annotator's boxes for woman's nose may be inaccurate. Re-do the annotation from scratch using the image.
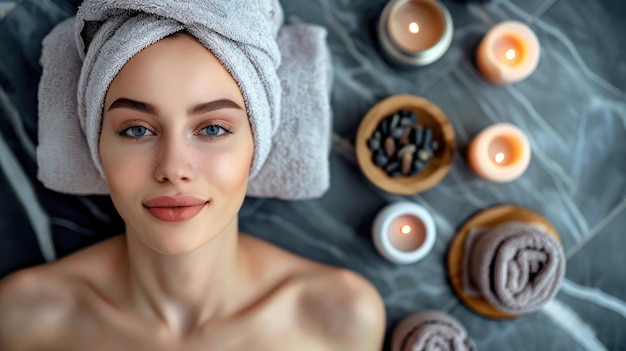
[153,134,195,184]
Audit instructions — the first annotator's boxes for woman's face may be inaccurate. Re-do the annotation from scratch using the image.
[100,33,253,255]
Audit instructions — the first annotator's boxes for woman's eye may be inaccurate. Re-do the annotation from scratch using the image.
[122,126,154,138]
[199,125,227,136]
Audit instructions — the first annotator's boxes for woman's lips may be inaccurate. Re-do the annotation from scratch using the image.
[143,195,208,222]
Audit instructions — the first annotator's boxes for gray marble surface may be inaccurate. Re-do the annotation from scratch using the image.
[0,0,625,350]
[0,0,17,18]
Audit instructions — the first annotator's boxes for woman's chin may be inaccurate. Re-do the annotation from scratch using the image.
[123,210,237,256]
[130,224,221,256]
[144,235,214,256]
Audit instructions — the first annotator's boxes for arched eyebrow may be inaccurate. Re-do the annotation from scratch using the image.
[189,99,243,115]
[107,98,244,115]
[107,98,156,114]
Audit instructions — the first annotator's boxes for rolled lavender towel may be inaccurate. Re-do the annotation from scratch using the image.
[468,223,565,314]
[392,311,476,351]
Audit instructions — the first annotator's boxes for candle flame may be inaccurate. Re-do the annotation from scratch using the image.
[495,152,506,164]
[504,48,516,61]
[408,22,420,34]
[400,225,412,235]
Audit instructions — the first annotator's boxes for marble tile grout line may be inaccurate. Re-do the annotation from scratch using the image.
[560,279,626,320]
[541,299,610,351]
[440,299,459,313]
[0,131,56,262]
[317,0,375,79]
[0,86,36,159]
[417,63,458,96]
[528,0,559,25]
[565,197,626,260]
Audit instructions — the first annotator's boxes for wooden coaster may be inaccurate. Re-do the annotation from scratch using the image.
[447,204,561,319]
[355,95,456,195]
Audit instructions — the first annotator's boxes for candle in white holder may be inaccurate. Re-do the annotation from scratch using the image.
[372,202,436,264]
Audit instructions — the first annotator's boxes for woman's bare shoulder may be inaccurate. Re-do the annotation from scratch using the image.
[297,267,387,350]
[0,236,124,350]
[240,234,386,349]
[0,265,77,350]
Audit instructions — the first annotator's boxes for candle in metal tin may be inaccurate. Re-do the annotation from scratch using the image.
[378,0,453,67]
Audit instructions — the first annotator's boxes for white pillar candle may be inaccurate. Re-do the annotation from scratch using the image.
[372,202,436,264]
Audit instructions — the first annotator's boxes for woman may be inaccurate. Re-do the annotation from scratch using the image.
[0,1,386,350]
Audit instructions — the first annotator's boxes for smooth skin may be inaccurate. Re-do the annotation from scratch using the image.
[0,33,386,350]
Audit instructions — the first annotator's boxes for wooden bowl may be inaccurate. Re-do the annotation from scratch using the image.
[447,204,561,319]
[356,95,456,195]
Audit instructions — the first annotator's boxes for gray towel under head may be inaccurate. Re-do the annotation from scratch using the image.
[467,222,566,314]
[37,0,332,199]
[392,311,476,351]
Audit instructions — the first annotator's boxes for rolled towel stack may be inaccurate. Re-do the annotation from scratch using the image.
[392,311,476,351]
[467,223,565,314]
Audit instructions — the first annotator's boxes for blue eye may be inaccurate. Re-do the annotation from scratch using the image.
[125,126,149,137]
[200,125,225,136]
[121,125,154,138]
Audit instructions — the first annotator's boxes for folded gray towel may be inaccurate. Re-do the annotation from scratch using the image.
[392,311,476,351]
[37,0,332,199]
[467,223,566,314]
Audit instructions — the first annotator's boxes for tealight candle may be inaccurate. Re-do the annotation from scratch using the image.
[476,20,540,84]
[372,202,436,264]
[378,0,453,66]
[467,123,531,182]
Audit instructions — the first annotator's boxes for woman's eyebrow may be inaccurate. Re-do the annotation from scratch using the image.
[189,99,243,115]
[107,98,156,114]
[106,98,243,115]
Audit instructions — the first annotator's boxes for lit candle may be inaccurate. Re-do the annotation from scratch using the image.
[378,0,453,66]
[476,21,540,84]
[372,202,436,264]
[467,123,531,182]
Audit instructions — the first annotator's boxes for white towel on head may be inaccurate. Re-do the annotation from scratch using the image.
[37,0,332,199]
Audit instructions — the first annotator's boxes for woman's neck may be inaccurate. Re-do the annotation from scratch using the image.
[122,218,247,335]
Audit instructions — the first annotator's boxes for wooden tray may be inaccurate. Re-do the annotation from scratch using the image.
[447,204,561,319]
